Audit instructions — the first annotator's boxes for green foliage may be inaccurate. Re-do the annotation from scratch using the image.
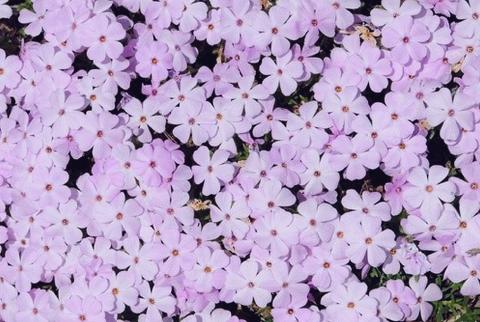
[236,143,250,161]
[431,279,480,322]
[14,0,33,11]
[13,0,33,12]
[368,267,409,285]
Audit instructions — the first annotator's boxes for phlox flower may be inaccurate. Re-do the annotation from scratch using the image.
[407,276,442,321]
[445,255,480,296]
[82,14,126,62]
[370,0,422,26]
[321,281,379,322]
[260,50,303,96]
[403,165,456,214]
[225,259,273,307]
[135,40,173,83]
[342,190,391,222]
[425,88,476,142]
[132,282,177,319]
[192,146,234,196]
[345,217,396,267]
[329,135,381,181]
[382,16,430,64]
[185,247,229,293]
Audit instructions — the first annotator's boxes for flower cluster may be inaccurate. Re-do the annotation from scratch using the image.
[0,0,479,321]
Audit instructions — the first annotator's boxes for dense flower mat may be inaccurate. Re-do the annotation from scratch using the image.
[0,0,479,321]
